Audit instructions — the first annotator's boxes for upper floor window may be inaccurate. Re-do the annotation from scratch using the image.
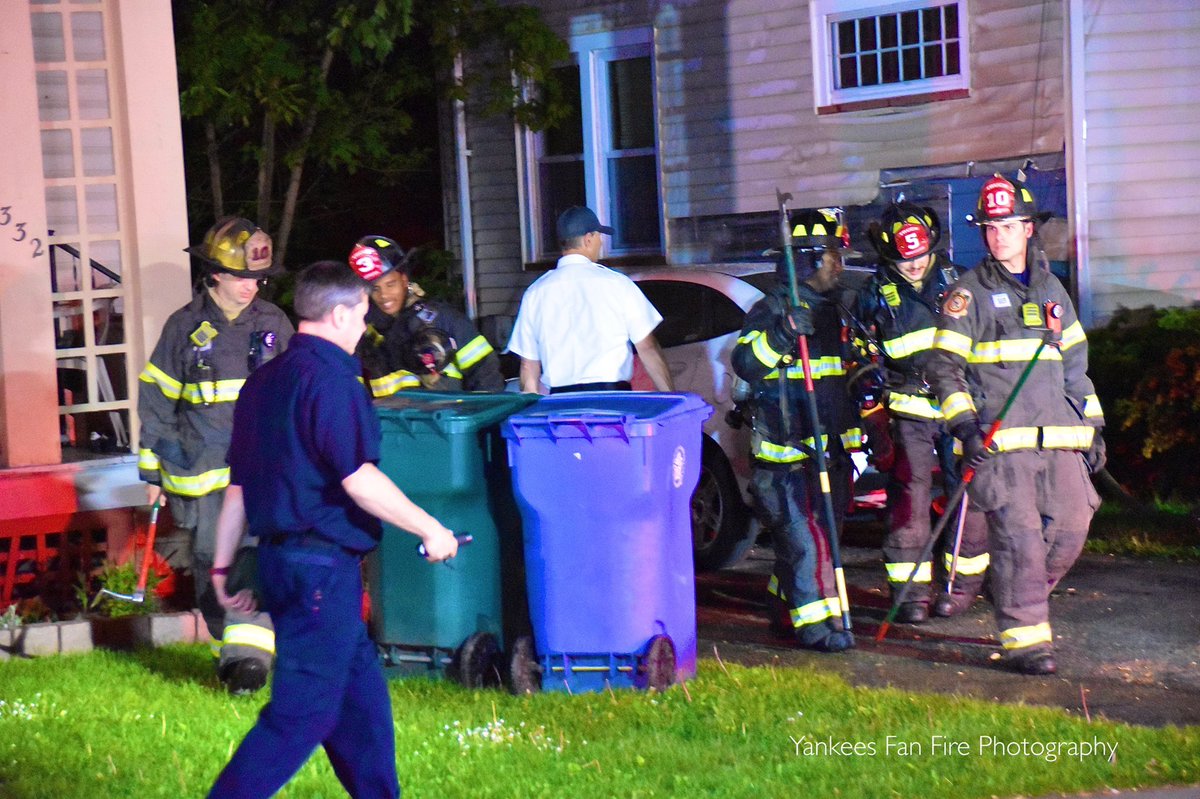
[811,1,970,113]
[524,28,661,262]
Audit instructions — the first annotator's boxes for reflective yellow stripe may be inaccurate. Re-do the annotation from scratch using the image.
[1000,622,1052,651]
[1082,394,1103,419]
[990,427,1039,451]
[942,392,975,422]
[739,330,786,370]
[970,338,1062,364]
[792,596,842,627]
[885,561,932,584]
[160,467,230,497]
[933,329,973,359]
[887,392,943,420]
[455,334,494,369]
[139,362,183,400]
[138,448,160,472]
[442,363,464,380]
[210,639,222,659]
[1041,426,1095,449]
[181,378,245,405]
[882,328,936,360]
[841,428,863,451]
[1059,320,1086,352]
[765,356,844,381]
[944,551,989,576]
[767,574,781,598]
[222,623,276,655]
[370,369,421,397]
[756,435,828,464]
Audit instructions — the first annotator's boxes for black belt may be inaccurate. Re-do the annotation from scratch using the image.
[261,531,361,556]
[549,381,631,394]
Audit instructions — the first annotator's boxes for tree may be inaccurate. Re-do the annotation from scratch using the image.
[174,0,568,270]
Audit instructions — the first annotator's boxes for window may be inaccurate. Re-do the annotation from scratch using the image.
[810,1,969,111]
[635,281,745,348]
[525,28,661,261]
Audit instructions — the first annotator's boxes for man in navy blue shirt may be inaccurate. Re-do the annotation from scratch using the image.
[206,261,459,798]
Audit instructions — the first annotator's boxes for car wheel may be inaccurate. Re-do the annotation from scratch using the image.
[692,436,754,572]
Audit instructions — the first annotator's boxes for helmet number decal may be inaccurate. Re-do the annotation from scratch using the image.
[349,243,385,282]
[895,222,929,260]
[982,177,1016,218]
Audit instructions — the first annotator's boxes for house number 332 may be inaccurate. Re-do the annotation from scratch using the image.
[0,205,46,258]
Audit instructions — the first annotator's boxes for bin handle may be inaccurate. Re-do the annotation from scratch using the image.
[544,413,632,442]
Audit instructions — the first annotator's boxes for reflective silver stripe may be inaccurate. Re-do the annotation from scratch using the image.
[882,327,936,360]
[181,378,245,404]
[738,330,785,369]
[1040,426,1094,449]
[970,338,1062,364]
[1083,394,1103,419]
[933,329,973,359]
[160,467,230,497]
[1059,320,1086,352]
[137,448,160,472]
[887,392,943,420]
[941,392,975,422]
[756,435,828,463]
[885,561,932,584]
[1000,622,1052,651]
[765,356,844,381]
[841,428,863,451]
[370,369,421,397]
[791,596,842,626]
[222,623,276,655]
[944,551,989,576]
[455,335,494,369]
[139,362,182,400]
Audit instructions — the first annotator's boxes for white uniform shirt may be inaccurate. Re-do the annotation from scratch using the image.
[507,254,663,389]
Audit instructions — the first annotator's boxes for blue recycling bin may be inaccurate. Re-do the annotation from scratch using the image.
[369,392,537,685]
[501,392,712,693]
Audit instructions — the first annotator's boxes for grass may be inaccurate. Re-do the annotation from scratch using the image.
[2,646,1199,798]
[1085,500,1200,561]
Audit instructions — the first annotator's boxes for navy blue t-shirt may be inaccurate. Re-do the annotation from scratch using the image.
[228,332,383,552]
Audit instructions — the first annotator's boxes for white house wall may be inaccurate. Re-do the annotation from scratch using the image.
[1081,0,1200,320]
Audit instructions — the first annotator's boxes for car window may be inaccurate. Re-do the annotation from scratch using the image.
[636,280,746,347]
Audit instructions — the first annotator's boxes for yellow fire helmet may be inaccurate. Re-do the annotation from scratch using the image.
[186,216,280,276]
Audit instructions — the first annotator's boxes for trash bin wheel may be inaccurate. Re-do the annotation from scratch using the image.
[640,634,677,691]
[507,635,542,695]
[456,632,503,689]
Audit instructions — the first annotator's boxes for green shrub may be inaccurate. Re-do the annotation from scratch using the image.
[1089,305,1200,501]
[85,561,162,618]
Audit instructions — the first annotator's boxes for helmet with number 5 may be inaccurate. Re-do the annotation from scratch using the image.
[868,202,941,263]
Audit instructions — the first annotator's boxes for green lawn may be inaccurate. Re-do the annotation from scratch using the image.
[2,645,1198,798]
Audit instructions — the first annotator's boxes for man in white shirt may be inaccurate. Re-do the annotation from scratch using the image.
[508,206,675,394]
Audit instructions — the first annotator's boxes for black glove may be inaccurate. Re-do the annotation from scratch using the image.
[953,422,991,470]
[766,304,814,353]
[1085,429,1106,474]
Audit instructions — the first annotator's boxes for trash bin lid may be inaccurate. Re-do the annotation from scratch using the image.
[376,391,540,434]
[501,392,712,441]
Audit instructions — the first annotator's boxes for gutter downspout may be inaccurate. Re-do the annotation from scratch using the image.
[453,53,478,320]
[1066,0,1092,326]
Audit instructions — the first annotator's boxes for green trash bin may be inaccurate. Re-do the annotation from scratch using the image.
[367,391,537,685]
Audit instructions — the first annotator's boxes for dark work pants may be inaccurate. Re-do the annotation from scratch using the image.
[208,539,398,799]
[969,448,1099,656]
[884,417,989,602]
[751,454,851,644]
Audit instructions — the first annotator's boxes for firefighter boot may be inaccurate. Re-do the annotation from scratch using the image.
[1009,649,1057,676]
[932,591,976,618]
[766,592,792,638]
[219,658,269,695]
[797,626,855,653]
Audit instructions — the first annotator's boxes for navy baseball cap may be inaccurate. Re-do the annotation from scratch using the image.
[557,206,614,240]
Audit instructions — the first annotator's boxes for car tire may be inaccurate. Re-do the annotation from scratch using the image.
[691,436,754,572]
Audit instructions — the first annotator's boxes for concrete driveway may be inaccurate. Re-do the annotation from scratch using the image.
[696,541,1200,728]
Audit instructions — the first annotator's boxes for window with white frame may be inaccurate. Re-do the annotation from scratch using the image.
[525,29,661,261]
[810,1,969,111]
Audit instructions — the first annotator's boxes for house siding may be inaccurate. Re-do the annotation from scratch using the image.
[1081,1,1200,320]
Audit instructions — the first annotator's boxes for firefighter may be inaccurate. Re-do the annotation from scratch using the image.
[137,217,293,693]
[854,202,990,622]
[732,208,860,653]
[348,235,503,396]
[926,173,1105,675]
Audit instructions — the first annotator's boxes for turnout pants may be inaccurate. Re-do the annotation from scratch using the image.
[884,417,989,603]
[173,490,275,669]
[968,448,1099,657]
[750,455,851,645]
[208,539,398,798]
